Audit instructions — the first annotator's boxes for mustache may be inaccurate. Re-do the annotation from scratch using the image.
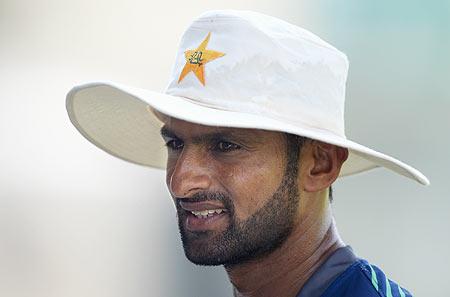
[175,191,234,211]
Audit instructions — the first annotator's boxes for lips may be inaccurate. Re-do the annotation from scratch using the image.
[178,201,229,232]
[179,201,227,212]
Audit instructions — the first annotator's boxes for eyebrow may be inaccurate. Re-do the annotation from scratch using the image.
[160,126,248,144]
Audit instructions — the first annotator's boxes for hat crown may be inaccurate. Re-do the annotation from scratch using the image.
[165,10,349,137]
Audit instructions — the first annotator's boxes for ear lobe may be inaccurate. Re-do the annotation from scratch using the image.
[303,142,348,193]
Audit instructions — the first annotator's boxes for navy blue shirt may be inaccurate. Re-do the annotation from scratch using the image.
[296,246,413,297]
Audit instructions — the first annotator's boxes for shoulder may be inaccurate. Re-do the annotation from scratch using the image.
[321,259,413,297]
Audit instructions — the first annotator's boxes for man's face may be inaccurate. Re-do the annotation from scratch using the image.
[160,118,301,266]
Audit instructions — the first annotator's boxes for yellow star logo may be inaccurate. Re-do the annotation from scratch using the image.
[177,32,225,86]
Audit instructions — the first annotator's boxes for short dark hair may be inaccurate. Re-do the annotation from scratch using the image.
[285,133,333,203]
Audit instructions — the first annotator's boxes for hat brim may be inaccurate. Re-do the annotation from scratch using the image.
[66,81,429,185]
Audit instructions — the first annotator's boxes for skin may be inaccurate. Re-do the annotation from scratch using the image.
[159,116,349,297]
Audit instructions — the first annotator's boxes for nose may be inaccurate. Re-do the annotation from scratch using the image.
[168,147,212,198]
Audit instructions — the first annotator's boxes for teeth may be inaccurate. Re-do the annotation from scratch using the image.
[190,209,226,218]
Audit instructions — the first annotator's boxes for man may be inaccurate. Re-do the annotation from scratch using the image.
[66,10,429,297]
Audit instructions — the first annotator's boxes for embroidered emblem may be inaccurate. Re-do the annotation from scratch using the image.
[177,32,225,86]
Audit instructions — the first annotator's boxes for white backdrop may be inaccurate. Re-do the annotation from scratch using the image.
[1,1,449,296]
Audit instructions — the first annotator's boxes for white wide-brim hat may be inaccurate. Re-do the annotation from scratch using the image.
[66,10,429,186]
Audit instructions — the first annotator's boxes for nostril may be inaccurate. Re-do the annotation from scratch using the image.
[169,169,212,198]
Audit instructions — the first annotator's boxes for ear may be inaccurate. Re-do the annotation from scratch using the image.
[303,141,348,193]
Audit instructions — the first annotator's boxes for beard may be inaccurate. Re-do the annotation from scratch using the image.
[174,164,300,266]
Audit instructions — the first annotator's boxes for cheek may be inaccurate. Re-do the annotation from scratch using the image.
[221,154,285,220]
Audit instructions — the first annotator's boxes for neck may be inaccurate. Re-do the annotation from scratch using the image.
[225,195,344,297]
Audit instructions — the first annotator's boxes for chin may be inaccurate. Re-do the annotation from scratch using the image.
[182,235,228,266]
[177,214,232,266]
[185,252,226,266]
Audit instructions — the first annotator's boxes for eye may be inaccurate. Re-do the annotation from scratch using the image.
[165,139,184,150]
[215,141,241,152]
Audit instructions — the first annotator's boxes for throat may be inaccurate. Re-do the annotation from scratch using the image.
[226,219,344,297]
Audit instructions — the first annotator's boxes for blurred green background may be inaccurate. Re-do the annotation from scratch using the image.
[0,0,448,296]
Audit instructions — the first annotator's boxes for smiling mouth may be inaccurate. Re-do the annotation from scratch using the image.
[184,210,229,232]
[178,202,230,232]
[189,209,227,219]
